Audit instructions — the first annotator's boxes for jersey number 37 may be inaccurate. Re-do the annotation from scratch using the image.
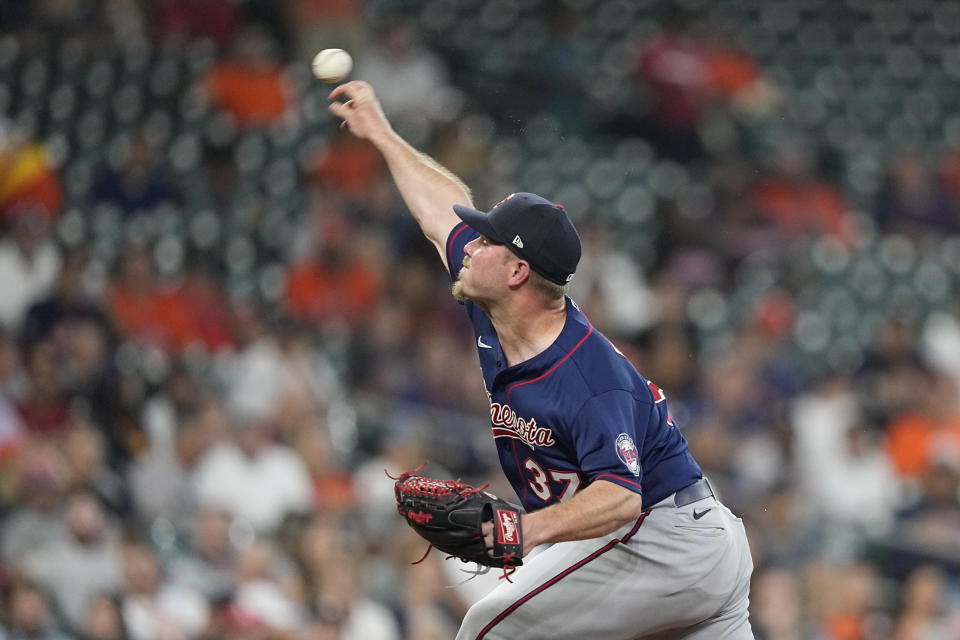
[524,459,581,502]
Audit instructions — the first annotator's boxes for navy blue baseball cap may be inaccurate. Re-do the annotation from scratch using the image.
[453,192,581,286]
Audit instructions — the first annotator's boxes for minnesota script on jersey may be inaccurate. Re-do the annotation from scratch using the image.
[447,223,703,512]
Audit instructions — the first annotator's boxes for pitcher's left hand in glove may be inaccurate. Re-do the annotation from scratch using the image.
[395,473,524,570]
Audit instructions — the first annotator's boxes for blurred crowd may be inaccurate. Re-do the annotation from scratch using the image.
[2,1,960,640]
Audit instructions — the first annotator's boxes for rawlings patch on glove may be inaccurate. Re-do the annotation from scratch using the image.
[394,469,523,577]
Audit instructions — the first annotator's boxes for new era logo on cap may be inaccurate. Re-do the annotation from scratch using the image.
[452,193,581,286]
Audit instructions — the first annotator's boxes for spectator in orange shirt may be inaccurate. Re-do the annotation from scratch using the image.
[311,131,384,201]
[203,26,293,128]
[283,210,383,328]
[158,255,235,353]
[105,247,196,353]
[704,30,780,118]
[751,139,853,242]
[885,372,960,479]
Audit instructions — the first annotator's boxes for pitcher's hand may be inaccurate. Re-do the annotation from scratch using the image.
[328,81,392,141]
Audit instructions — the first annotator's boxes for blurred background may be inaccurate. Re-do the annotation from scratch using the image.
[1,0,960,638]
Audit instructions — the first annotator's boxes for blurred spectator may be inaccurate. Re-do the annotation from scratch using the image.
[203,25,293,128]
[3,580,72,640]
[292,418,354,512]
[168,508,236,602]
[704,29,780,119]
[875,150,959,237]
[791,378,900,537]
[139,362,208,460]
[885,371,960,480]
[191,143,240,218]
[631,5,711,162]
[750,138,852,243]
[21,491,122,630]
[105,247,195,353]
[61,424,130,515]
[283,215,384,329]
[217,303,283,414]
[745,482,821,571]
[682,345,770,486]
[312,555,400,640]
[218,300,341,429]
[749,568,805,640]
[0,329,26,459]
[708,152,781,262]
[159,255,235,353]
[311,135,385,201]
[55,313,113,398]
[120,543,209,640]
[20,249,111,349]
[353,18,461,140]
[129,397,223,526]
[892,565,959,640]
[232,542,305,632]
[893,461,960,567]
[813,562,885,640]
[81,593,129,640]
[296,514,341,590]
[0,124,63,222]
[860,315,929,426]
[271,323,344,438]
[91,132,181,218]
[921,302,960,395]
[16,340,70,436]
[154,0,239,49]
[0,208,62,333]
[191,411,313,534]
[399,541,462,639]
[1,445,66,564]
[566,219,658,338]
[239,0,296,62]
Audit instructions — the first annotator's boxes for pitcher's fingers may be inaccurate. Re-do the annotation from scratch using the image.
[328,83,353,102]
[328,80,369,102]
[328,100,350,119]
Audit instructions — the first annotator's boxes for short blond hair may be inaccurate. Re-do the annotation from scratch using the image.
[528,270,567,301]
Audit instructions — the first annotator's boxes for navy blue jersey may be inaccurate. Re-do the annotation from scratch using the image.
[447,223,702,512]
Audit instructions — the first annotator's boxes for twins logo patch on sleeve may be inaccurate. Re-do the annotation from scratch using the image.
[496,508,521,545]
[616,433,641,476]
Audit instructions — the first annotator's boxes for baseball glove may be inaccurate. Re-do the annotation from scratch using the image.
[394,472,524,573]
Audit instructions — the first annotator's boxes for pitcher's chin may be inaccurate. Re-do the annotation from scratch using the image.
[451,280,467,302]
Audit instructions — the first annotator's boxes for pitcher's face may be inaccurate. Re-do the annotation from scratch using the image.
[452,235,512,303]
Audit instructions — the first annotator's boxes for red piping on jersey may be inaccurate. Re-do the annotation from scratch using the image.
[446,222,469,269]
[505,316,594,403]
[472,508,652,640]
[596,474,643,491]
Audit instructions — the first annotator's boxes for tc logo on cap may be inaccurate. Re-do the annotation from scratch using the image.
[512,235,524,248]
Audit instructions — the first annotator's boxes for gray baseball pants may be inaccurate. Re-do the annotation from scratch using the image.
[455,487,754,640]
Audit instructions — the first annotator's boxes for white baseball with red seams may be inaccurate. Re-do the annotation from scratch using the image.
[312,48,352,83]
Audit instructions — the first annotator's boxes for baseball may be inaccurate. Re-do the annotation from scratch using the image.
[311,48,353,83]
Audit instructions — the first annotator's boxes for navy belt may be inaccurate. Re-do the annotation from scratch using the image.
[673,477,714,508]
